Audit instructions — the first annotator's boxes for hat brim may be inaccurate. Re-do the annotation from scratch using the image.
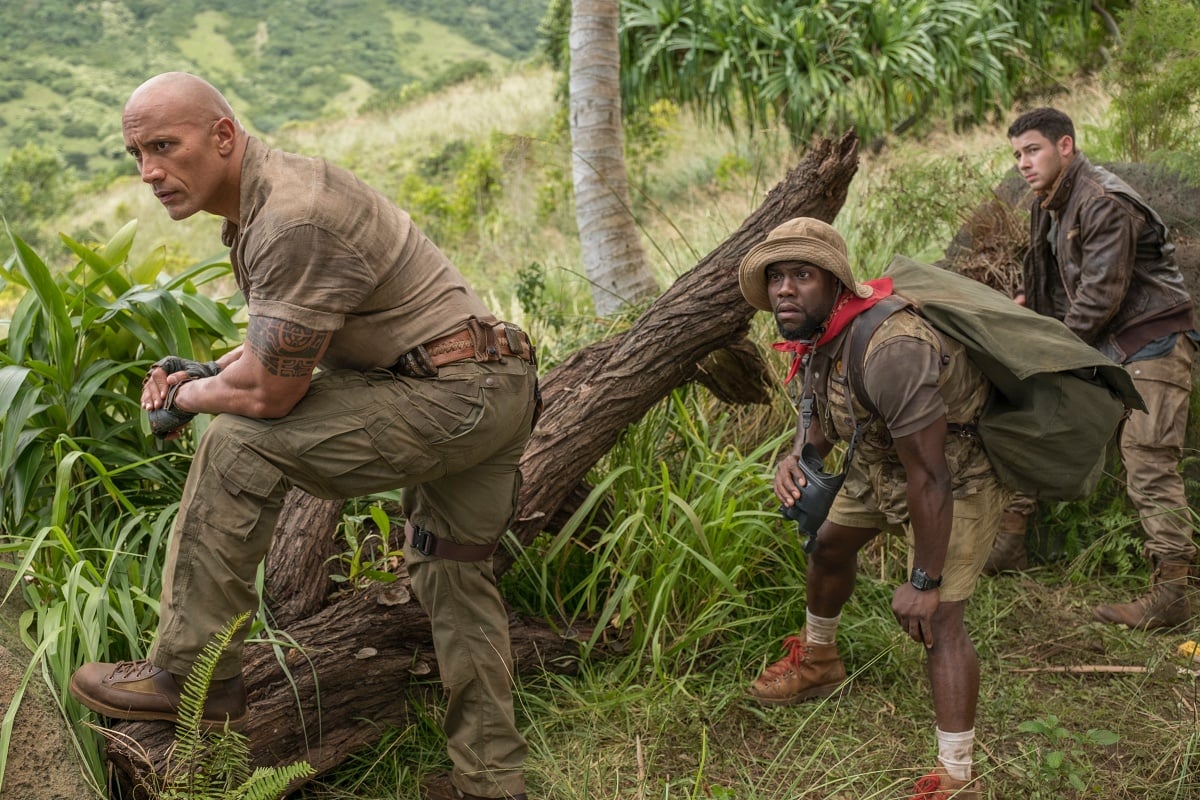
[738,239,872,311]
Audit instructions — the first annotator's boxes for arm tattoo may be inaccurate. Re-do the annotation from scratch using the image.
[246,316,328,377]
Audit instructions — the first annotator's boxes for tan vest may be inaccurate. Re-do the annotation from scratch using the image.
[808,308,994,523]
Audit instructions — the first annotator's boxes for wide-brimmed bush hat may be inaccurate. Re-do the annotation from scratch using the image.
[738,217,872,311]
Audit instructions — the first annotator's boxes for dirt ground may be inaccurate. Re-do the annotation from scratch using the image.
[0,589,99,799]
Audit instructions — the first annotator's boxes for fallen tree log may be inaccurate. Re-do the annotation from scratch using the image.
[103,132,861,793]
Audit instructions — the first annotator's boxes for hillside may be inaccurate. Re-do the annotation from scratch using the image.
[0,0,549,178]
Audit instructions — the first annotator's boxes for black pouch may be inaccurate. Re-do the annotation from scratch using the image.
[393,346,438,378]
[780,442,846,554]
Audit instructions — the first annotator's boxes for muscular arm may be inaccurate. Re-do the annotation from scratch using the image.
[891,416,954,647]
[895,416,953,575]
[157,316,331,419]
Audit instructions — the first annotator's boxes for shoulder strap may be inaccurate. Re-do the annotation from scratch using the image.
[845,295,912,420]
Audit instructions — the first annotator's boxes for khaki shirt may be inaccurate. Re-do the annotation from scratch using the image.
[810,306,993,524]
[220,137,493,372]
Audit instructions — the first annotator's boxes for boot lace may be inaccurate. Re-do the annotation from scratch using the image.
[759,635,811,679]
[107,660,158,680]
[910,771,948,799]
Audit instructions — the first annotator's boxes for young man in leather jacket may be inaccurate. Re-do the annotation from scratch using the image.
[1002,107,1198,629]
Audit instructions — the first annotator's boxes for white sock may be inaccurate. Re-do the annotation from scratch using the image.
[936,727,975,782]
[804,609,840,646]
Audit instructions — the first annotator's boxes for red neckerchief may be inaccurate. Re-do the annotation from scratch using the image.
[772,277,895,383]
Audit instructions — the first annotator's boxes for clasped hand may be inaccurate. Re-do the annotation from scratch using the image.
[773,452,807,506]
[892,582,940,649]
[141,356,220,439]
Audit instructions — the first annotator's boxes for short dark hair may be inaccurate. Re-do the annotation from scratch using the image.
[1007,107,1075,149]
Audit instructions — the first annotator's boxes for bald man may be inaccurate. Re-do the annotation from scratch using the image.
[69,73,538,800]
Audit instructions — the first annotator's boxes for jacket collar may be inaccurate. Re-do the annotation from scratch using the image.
[1040,151,1090,214]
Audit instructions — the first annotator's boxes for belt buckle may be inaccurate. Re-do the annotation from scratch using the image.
[411,526,436,556]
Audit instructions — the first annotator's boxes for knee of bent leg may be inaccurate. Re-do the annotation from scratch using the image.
[808,523,867,568]
[186,416,289,539]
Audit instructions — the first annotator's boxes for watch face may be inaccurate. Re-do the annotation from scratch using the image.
[911,568,942,590]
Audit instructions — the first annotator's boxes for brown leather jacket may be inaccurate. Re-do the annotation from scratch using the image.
[1022,152,1194,363]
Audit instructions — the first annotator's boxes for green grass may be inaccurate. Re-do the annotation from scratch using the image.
[300,509,1200,799]
[173,11,245,80]
[385,12,509,80]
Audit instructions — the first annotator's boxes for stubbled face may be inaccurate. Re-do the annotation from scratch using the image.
[767,260,841,340]
[122,100,227,220]
[1010,129,1073,194]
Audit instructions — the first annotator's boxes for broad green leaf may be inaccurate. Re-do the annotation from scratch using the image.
[132,243,167,286]
[0,365,31,419]
[165,253,234,291]
[59,232,132,298]
[66,360,132,427]
[10,233,75,378]
[119,289,194,357]
[99,220,138,268]
[177,292,242,341]
[2,289,41,363]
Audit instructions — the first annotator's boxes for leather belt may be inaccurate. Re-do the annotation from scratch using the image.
[424,328,517,368]
[404,521,498,562]
[391,318,536,378]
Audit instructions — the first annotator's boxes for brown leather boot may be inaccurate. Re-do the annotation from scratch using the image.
[983,510,1029,574]
[747,630,847,706]
[69,659,247,729]
[1093,560,1194,629]
[421,773,527,800]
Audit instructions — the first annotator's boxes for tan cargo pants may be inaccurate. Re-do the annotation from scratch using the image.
[1003,335,1196,565]
[149,357,538,798]
[1121,334,1197,564]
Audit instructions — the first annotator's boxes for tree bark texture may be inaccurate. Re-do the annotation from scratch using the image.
[569,0,659,316]
[103,133,861,793]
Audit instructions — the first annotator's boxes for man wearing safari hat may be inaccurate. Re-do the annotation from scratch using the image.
[739,217,1009,798]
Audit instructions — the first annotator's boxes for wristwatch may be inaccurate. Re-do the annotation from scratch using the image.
[910,567,943,591]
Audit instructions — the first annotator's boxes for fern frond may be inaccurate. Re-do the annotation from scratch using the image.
[231,762,317,800]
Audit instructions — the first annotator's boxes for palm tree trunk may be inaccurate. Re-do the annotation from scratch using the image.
[569,0,659,316]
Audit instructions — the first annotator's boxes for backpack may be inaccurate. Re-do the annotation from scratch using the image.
[843,255,1146,501]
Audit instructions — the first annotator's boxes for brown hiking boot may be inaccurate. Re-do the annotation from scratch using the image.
[910,766,982,798]
[421,773,527,800]
[1093,560,1193,630]
[983,510,1029,574]
[69,659,247,729]
[747,632,846,706]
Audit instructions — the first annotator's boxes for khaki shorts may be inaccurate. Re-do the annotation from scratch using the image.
[827,476,1009,602]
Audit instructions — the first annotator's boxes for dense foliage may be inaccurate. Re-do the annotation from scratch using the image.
[1103,0,1200,177]
[0,225,242,787]
[538,0,1134,145]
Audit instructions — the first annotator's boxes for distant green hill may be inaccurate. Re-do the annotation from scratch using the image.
[0,0,549,179]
